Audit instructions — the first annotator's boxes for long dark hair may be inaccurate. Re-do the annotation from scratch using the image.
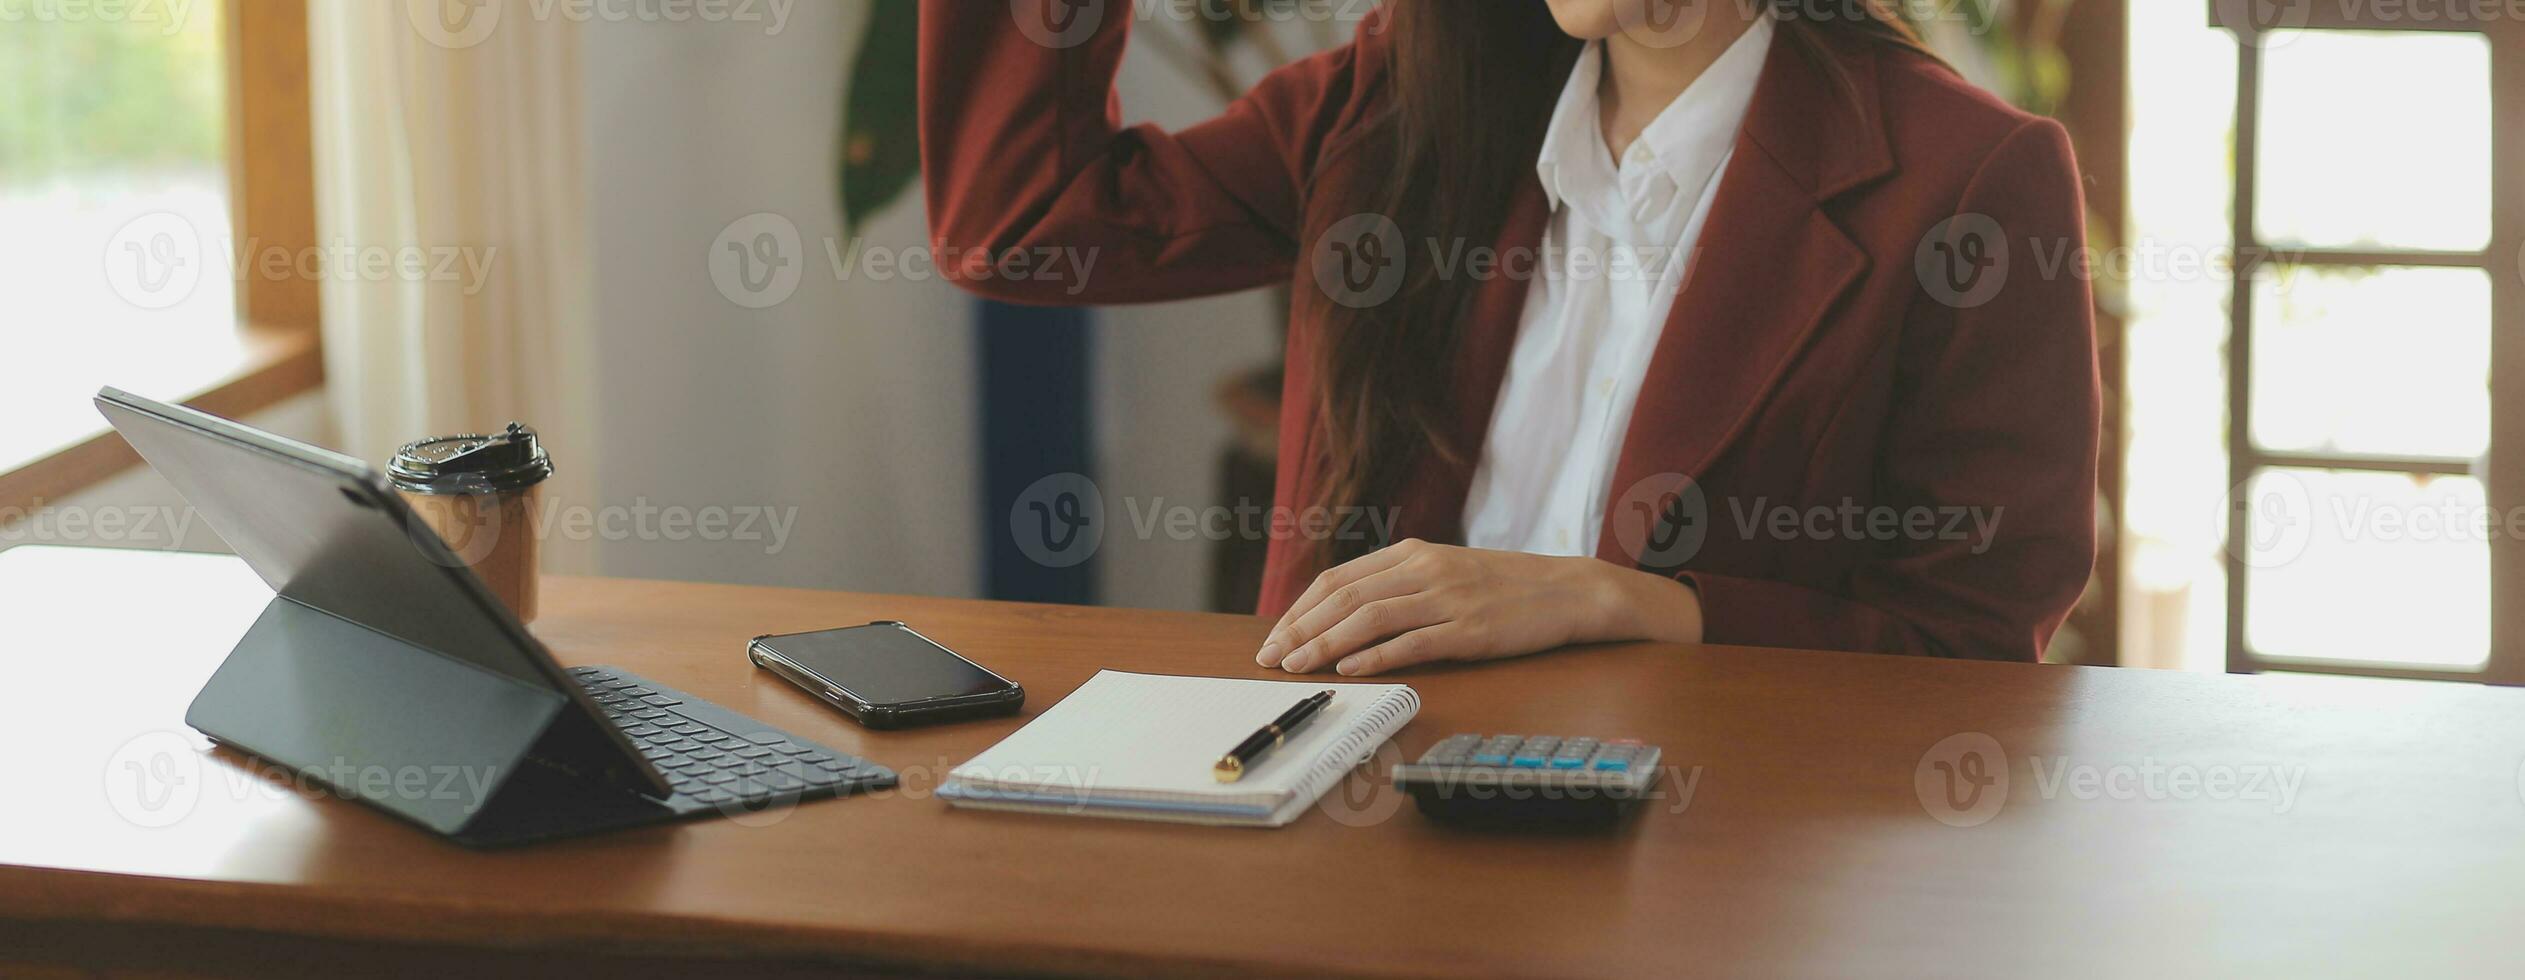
[1300,1,1930,565]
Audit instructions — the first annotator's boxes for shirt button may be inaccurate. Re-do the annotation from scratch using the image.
[1555,529,1572,550]
[1594,378,1616,399]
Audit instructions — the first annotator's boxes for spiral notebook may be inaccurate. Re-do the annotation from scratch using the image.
[937,670,1421,827]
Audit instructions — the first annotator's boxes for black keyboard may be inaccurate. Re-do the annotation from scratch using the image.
[568,665,897,811]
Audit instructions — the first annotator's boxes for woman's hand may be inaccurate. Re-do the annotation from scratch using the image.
[1254,539,1704,676]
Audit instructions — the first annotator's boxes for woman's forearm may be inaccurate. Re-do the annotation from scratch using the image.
[1586,563,1705,646]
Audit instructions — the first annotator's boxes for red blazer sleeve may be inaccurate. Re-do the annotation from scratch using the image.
[1682,119,2100,663]
[918,0,1376,305]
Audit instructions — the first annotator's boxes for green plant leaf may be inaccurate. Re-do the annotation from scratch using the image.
[840,0,923,234]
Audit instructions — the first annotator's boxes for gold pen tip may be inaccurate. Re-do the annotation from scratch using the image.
[1213,756,1243,782]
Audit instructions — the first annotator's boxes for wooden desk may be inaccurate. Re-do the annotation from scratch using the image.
[2,546,2521,978]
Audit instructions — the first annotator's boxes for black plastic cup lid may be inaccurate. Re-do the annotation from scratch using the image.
[388,422,553,495]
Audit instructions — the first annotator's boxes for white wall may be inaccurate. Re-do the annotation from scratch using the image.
[578,3,979,598]
[574,8,1342,611]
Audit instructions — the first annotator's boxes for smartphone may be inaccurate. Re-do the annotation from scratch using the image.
[747,621,1024,729]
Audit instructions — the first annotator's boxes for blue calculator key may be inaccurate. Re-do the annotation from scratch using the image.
[1592,758,1631,772]
[1471,753,1509,766]
[1510,755,1546,768]
[1549,757,1586,769]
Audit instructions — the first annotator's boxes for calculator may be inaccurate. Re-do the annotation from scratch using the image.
[1392,734,1665,830]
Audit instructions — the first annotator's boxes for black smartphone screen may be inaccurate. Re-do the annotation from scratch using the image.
[763,625,1011,705]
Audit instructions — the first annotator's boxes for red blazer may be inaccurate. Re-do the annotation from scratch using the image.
[920,4,2099,662]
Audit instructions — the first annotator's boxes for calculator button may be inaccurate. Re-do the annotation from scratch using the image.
[1509,755,1546,768]
[1549,757,1586,769]
[1470,753,1509,766]
[1592,757,1631,772]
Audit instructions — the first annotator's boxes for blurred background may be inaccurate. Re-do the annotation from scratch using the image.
[2,0,2517,684]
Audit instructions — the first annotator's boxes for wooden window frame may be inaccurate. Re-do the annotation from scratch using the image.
[0,0,324,517]
[2052,5,2130,667]
[2212,4,2525,684]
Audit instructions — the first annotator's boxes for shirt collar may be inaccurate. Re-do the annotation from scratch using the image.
[1535,15,1775,225]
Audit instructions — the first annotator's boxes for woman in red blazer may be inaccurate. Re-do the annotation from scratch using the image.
[921,0,2097,673]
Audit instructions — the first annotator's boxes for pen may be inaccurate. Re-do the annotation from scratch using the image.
[1214,690,1336,782]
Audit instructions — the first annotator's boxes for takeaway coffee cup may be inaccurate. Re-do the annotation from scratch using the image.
[389,423,552,623]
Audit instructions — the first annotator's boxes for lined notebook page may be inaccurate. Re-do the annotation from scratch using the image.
[949,671,1417,805]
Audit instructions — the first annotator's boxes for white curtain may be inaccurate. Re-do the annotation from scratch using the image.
[307,0,600,572]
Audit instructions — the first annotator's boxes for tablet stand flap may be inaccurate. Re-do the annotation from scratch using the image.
[186,596,564,837]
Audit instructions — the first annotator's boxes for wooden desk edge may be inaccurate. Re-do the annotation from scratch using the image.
[0,863,1315,979]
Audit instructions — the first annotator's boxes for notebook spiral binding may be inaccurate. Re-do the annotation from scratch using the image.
[1293,686,1423,801]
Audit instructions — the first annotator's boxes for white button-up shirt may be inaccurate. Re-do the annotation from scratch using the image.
[1461,17,1773,557]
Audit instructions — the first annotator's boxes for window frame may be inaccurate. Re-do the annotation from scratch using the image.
[2213,4,2525,684]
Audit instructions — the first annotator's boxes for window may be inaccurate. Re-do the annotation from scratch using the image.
[0,0,321,515]
[2124,5,2521,683]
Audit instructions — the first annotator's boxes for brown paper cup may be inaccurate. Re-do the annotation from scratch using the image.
[401,484,543,624]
